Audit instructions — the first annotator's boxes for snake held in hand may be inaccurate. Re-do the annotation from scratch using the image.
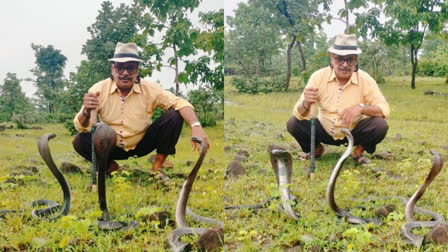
[0,133,71,219]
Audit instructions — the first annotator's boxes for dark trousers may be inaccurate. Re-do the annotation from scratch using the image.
[286,116,388,154]
[72,109,184,163]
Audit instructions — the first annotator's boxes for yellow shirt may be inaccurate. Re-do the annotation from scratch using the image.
[293,67,390,140]
[74,78,193,151]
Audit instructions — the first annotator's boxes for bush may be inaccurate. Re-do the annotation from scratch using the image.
[232,75,284,94]
[417,58,448,77]
[187,87,222,127]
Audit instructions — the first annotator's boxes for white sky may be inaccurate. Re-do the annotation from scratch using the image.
[0,0,223,97]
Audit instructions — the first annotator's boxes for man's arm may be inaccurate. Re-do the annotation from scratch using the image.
[178,106,210,153]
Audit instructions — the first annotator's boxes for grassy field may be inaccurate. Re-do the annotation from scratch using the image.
[224,76,448,251]
[0,122,224,250]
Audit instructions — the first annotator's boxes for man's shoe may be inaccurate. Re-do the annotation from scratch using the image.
[298,143,325,160]
[154,170,171,186]
[352,145,371,166]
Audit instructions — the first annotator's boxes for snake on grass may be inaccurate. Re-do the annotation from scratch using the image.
[327,128,445,246]
[165,136,224,252]
[0,133,72,220]
[224,145,300,221]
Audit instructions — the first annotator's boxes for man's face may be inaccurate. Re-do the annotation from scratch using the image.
[111,61,139,90]
[331,54,357,81]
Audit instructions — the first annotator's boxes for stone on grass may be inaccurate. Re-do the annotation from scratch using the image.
[374,151,396,160]
[237,149,250,158]
[60,162,84,174]
[289,142,300,149]
[390,133,402,141]
[425,223,448,245]
[139,210,173,228]
[194,227,224,251]
[375,204,395,217]
[226,160,246,179]
[233,154,247,162]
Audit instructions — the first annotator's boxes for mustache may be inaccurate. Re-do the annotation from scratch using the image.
[338,67,351,71]
[119,76,132,81]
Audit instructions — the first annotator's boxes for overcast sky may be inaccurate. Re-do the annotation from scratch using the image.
[0,0,223,97]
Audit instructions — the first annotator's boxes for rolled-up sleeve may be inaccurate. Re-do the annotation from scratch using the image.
[154,85,193,111]
[364,79,390,118]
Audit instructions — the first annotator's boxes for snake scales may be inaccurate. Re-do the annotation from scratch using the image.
[328,128,445,247]
[0,133,71,219]
[224,145,300,221]
[93,123,223,250]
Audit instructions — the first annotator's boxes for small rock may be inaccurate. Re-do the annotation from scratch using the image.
[226,160,246,179]
[186,160,194,166]
[162,161,173,169]
[132,168,148,176]
[237,149,250,158]
[224,146,231,152]
[233,154,247,162]
[147,154,157,163]
[425,223,448,245]
[283,245,303,252]
[194,227,224,251]
[374,151,395,160]
[276,132,284,139]
[424,90,434,95]
[60,162,84,174]
[328,233,342,242]
[375,204,395,217]
[391,133,402,141]
[139,211,173,228]
[289,142,300,149]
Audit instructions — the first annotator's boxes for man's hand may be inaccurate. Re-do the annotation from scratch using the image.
[191,126,210,154]
[339,104,363,128]
[303,87,319,109]
[83,91,100,114]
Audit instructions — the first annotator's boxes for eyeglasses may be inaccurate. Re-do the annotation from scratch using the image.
[333,56,357,66]
[114,63,138,74]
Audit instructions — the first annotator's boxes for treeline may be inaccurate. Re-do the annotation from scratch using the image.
[225,0,448,93]
[0,1,223,132]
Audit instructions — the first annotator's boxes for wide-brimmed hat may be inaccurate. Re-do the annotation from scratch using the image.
[108,42,143,63]
[327,34,362,56]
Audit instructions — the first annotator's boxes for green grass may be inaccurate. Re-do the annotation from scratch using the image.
[224,76,448,251]
[0,122,224,250]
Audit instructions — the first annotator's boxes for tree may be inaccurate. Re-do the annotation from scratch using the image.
[261,0,330,90]
[0,73,31,121]
[357,0,448,89]
[226,2,282,77]
[30,44,67,113]
[64,1,143,113]
[135,0,200,95]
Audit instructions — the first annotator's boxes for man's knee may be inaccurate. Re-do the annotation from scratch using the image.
[72,132,90,155]
[286,116,299,134]
[373,117,388,137]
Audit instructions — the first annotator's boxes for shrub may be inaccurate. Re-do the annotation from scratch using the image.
[232,75,285,94]
[187,87,222,127]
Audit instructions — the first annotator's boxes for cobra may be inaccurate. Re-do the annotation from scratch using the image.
[0,133,72,220]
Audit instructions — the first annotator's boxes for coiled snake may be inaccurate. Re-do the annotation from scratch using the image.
[0,133,72,219]
[327,128,445,246]
[224,145,300,221]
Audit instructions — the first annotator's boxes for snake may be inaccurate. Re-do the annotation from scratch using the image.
[165,136,225,252]
[0,133,71,220]
[401,151,444,247]
[327,128,445,246]
[224,145,300,221]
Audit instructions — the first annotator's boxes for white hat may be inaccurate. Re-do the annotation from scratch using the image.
[108,42,143,63]
[327,34,362,56]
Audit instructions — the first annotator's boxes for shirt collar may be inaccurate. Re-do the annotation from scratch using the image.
[327,67,359,86]
[109,80,142,94]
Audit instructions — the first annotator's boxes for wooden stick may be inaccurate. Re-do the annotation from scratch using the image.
[90,109,98,192]
[309,103,317,180]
